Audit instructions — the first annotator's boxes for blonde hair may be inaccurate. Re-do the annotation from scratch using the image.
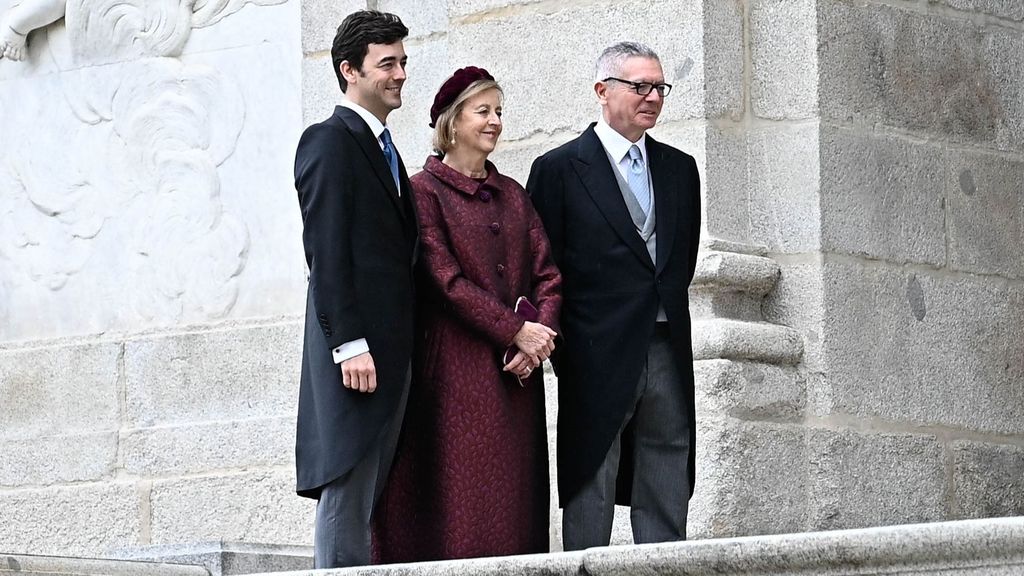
[432,79,503,155]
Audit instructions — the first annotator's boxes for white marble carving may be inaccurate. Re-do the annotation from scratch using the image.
[113,58,251,321]
[0,0,294,340]
[0,0,284,61]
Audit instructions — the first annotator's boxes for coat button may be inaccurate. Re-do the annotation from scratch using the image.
[489,222,500,234]
[496,264,505,277]
[479,190,492,202]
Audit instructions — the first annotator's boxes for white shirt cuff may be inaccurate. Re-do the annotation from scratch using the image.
[332,338,369,364]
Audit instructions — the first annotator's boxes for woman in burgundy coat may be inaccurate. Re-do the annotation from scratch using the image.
[372,67,562,562]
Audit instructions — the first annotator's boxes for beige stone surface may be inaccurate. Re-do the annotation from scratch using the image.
[1,0,1023,561]
[0,483,143,557]
[819,125,947,266]
[150,470,312,547]
[123,323,301,428]
[0,343,121,441]
[446,0,704,142]
[807,430,946,530]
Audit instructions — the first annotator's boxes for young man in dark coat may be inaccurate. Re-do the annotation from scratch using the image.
[292,10,418,569]
[528,41,701,548]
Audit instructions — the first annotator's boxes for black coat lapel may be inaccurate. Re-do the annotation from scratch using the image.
[648,136,677,275]
[395,148,420,250]
[572,127,655,271]
[334,107,405,214]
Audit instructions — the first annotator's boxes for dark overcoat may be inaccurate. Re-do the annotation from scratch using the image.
[373,156,561,561]
[293,106,419,499]
[527,124,701,505]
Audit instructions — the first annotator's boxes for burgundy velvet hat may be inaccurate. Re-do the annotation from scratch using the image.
[429,66,495,128]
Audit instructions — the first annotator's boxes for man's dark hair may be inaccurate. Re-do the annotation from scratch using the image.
[331,11,409,93]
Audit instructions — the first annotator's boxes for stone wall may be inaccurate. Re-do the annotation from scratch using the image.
[755,0,1024,532]
[297,0,1024,548]
[1,0,1021,560]
[0,0,314,556]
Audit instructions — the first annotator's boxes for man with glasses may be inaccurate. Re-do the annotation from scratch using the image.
[528,41,701,548]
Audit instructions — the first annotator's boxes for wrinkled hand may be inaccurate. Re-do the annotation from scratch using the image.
[511,321,557,366]
[503,349,538,378]
[341,352,377,393]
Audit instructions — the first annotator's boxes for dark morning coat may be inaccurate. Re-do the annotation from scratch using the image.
[527,124,701,506]
[293,105,418,499]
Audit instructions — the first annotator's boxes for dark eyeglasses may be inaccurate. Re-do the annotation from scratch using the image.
[602,77,673,97]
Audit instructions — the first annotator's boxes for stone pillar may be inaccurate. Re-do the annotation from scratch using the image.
[744,0,1024,531]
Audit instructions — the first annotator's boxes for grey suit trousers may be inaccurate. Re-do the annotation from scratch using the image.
[562,325,691,549]
[313,367,410,569]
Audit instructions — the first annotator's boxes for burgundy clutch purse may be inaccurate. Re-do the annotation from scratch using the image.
[503,297,539,385]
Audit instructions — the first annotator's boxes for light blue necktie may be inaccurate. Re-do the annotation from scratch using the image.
[380,128,400,192]
[627,144,651,216]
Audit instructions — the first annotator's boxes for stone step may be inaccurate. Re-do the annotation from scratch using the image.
[108,542,313,576]
[0,554,209,576]
[253,516,1024,576]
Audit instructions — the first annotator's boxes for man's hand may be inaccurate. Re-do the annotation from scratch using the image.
[512,321,557,366]
[341,352,377,393]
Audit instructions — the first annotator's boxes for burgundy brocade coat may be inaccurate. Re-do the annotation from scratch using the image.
[372,156,562,562]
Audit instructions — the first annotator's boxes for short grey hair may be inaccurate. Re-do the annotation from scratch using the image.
[595,42,660,82]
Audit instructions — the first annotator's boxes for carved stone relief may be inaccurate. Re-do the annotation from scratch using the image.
[0,0,289,340]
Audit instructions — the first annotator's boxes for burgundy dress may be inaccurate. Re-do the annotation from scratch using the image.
[372,156,562,562]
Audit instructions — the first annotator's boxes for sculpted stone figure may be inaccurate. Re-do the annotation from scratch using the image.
[0,0,283,62]
[0,0,65,60]
[0,0,287,337]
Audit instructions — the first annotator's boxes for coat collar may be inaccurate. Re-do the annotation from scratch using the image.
[333,106,412,224]
[648,135,677,275]
[339,99,387,141]
[423,155,503,197]
[334,106,405,198]
[594,117,649,166]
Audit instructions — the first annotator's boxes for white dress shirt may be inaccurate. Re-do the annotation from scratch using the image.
[594,117,651,188]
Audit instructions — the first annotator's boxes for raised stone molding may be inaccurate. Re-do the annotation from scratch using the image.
[684,241,806,540]
[692,250,780,297]
[233,517,1024,575]
[691,319,803,365]
[584,517,1024,576]
[9,518,1024,574]
[0,554,208,575]
[689,242,803,364]
[110,542,314,575]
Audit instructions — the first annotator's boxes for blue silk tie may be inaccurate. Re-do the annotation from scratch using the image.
[380,128,400,192]
[627,144,651,217]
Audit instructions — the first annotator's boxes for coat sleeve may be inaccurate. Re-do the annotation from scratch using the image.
[527,205,562,335]
[526,153,567,370]
[526,152,566,270]
[414,185,524,348]
[684,154,702,285]
[294,124,363,351]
